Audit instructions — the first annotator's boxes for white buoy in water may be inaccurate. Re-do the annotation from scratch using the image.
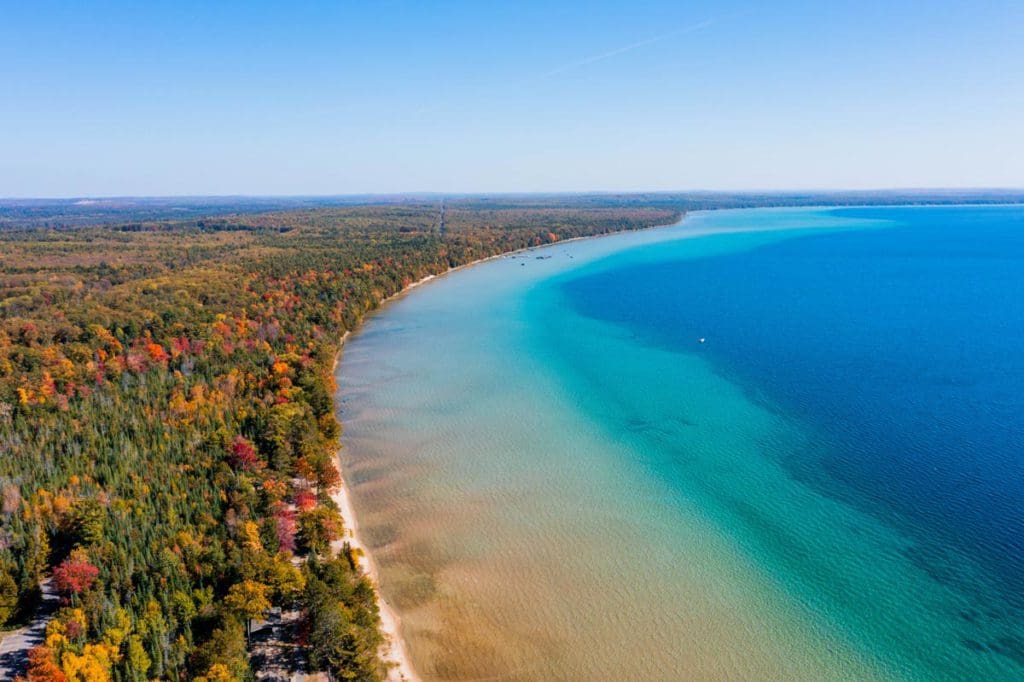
[699,337,706,344]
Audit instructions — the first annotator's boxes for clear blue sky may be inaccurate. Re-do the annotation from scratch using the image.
[2,1,1022,197]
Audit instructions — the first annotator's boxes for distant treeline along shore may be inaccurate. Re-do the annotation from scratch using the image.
[0,190,1020,681]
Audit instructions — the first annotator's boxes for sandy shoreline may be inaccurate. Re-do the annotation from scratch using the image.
[327,212,833,680]
[328,218,683,681]
[325,208,965,680]
[329,461,419,681]
[327,266,490,681]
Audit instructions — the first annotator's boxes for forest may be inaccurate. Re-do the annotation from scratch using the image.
[0,201,679,681]
[5,189,1023,230]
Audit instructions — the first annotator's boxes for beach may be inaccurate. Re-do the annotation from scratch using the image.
[333,206,1024,680]
[332,211,881,680]
[330,462,420,682]
[326,222,681,681]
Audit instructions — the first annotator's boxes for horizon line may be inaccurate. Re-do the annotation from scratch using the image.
[3,187,1024,203]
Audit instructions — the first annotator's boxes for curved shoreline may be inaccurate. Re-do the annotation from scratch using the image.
[326,209,860,680]
[329,218,684,681]
[329,209,901,680]
[327,208,895,680]
[331,328,419,682]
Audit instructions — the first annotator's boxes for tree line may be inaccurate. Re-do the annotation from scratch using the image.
[0,202,679,681]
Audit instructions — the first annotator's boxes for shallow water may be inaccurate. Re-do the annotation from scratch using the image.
[337,206,1024,680]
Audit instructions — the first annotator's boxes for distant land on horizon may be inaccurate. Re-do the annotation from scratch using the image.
[4,2,1022,679]
[2,188,1024,229]
[3,188,1023,680]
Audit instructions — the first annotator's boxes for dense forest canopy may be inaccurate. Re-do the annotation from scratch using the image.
[0,200,678,681]
[4,189,1023,230]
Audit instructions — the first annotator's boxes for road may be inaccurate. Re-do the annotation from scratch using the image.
[250,607,313,681]
[0,579,58,679]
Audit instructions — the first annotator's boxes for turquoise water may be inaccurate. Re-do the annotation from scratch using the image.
[338,206,1023,680]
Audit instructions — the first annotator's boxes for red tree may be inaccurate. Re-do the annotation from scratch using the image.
[52,555,99,598]
[229,436,260,471]
[294,490,317,512]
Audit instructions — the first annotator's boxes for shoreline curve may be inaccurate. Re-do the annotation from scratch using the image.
[328,217,685,681]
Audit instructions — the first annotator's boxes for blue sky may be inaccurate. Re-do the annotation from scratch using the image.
[1,1,1022,197]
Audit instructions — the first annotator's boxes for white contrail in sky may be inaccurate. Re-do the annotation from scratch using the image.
[542,19,715,78]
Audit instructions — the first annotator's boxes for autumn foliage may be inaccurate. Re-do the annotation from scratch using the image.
[228,436,261,471]
[0,200,679,680]
[26,644,68,682]
[294,490,318,512]
[51,554,99,598]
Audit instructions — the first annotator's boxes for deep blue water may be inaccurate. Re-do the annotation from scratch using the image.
[341,206,1024,678]
[561,205,1024,669]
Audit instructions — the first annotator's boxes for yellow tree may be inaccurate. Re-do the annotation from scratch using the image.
[195,662,235,682]
[224,579,270,645]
